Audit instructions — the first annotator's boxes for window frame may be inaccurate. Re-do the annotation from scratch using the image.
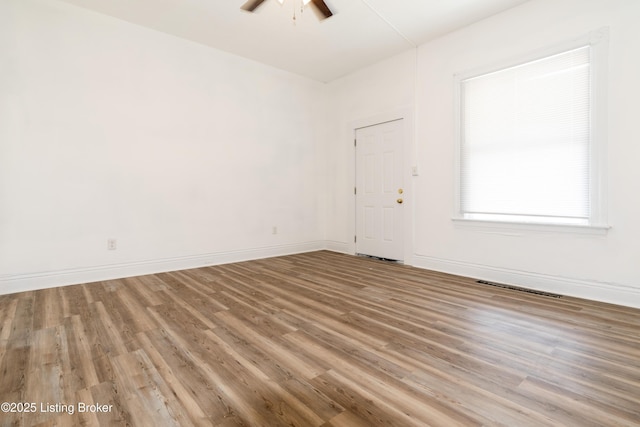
[453,28,610,233]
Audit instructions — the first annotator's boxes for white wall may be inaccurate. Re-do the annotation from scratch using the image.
[0,0,327,292]
[327,0,640,308]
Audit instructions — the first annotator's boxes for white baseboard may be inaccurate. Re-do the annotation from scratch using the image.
[324,240,350,254]
[0,241,324,296]
[3,244,638,310]
[412,254,640,309]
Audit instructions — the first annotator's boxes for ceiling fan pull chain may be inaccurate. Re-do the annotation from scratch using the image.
[292,0,296,24]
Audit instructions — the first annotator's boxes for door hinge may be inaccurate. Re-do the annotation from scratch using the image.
[354,235,357,243]
[354,187,357,195]
[354,139,357,147]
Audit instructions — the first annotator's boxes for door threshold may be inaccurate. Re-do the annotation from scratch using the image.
[356,253,401,263]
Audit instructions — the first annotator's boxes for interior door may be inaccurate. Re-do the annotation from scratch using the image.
[355,119,404,261]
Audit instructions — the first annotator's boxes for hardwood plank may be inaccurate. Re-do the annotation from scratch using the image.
[141,327,233,424]
[111,349,188,427]
[0,296,18,367]
[67,315,100,389]
[88,380,134,426]
[1,251,639,426]
[135,331,213,426]
[0,295,34,405]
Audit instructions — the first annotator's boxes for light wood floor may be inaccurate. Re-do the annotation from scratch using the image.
[1,251,639,426]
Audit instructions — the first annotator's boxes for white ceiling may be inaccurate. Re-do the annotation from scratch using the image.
[57,0,530,82]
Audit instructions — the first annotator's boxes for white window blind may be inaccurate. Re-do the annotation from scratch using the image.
[459,46,592,225]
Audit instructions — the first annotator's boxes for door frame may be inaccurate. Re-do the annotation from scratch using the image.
[348,108,414,265]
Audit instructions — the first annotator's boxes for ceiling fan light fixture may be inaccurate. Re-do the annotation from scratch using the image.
[241,0,333,20]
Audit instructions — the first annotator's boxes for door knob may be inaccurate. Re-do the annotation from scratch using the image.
[397,198,403,204]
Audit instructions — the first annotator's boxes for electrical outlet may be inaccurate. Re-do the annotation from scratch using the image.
[107,239,117,250]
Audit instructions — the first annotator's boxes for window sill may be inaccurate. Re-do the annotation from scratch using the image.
[451,217,611,235]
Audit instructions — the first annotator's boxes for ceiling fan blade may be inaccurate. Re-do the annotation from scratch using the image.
[241,0,267,12]
[311,0,333,19]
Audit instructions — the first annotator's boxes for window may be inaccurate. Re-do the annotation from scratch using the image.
[455,30,607,228]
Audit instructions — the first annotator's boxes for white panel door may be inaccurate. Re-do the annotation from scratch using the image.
[355,119,404,261]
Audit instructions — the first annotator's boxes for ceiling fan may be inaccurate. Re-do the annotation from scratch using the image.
[241,0,334,20]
